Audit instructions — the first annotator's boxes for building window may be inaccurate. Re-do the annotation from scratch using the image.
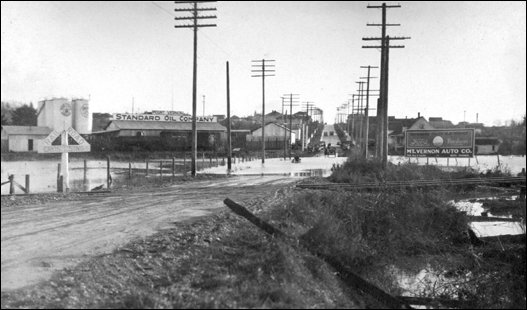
[136,131,143,137]
[28,139,34,151]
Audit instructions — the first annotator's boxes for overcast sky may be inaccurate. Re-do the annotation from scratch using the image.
[1,1,525,125]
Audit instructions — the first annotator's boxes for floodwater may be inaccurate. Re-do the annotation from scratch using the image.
[0,159,194,195]
[453,196,525,237]
[202,156,348,177]
[2,154,525,194]
[390,154,526,175]
[1,160,141,194]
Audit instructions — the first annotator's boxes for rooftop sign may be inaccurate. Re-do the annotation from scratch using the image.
[405,129,475,158]
[112,113,217,122]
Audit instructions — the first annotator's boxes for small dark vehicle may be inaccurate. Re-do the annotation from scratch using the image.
[292,155,301,163]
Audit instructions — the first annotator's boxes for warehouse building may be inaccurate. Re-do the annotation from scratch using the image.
[1,126,52,152]
[87,113,227,151]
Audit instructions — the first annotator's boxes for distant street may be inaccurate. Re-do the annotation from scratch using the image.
[320,124,341,148]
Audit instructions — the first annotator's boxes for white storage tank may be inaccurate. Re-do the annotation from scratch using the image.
[37,98,73,131]
[72,98,92,134]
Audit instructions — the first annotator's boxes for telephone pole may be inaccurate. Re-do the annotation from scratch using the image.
[252,59,275,163]
[202,95,206,117]
[226,61,232,171]
[174,1,217,176]
[356,81,366,149]
[283,93,299,159]
[363,2,409,168]
[360,65,379,159]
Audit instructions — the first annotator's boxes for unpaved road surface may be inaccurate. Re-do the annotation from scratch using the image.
[1,175,296,291]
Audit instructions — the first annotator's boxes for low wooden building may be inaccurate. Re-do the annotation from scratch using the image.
[475,137,501,154]
[1,126,52,152]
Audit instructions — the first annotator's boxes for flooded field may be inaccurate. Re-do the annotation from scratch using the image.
[1,159,192,194]
[391,154,526,175]
[2,154,525,194]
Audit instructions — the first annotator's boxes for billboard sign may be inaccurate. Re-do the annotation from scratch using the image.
[405,129,475,157]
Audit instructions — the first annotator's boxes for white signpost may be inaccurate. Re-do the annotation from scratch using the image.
[38,127,91,192]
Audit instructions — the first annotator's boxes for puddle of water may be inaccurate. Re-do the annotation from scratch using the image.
[451,197,525,237]
[291,169,327,177]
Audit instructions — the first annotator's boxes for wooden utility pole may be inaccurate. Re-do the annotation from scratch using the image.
[360,65,379,159]
[351,94,356,143]
[226,61,232,171]
[252,59,275,163]
[174,1,217,176]
[363,2,409,168]
[283,93,299,159]
[356,81,366,149]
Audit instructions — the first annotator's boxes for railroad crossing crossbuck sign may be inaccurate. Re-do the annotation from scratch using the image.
[38,127,91,153]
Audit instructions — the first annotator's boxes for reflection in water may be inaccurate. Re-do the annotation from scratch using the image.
[452,197,526,237]
[1,160,132,194]
[292,169,328,177]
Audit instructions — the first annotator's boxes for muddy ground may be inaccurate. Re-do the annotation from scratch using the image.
[1,175,296,291]
[1,175,368,309]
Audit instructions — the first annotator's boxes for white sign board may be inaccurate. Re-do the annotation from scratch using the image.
[38,127,91,153]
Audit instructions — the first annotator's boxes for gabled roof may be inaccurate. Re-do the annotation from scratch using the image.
[429,119,455,129]
[388,118,418,135]
[250,122,292,133]
[1,125,52,136]
[105,120,226,132]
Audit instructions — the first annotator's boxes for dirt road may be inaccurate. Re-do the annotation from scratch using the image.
[1,175,296,291]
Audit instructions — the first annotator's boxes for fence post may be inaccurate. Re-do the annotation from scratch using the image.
[83,159,87,185]
[146,159,149,176]
[25,174,30,193]
[58,175,63,193]
[172,157,175,177]
[128,162,132,179]
[9,175,14,195]
[184,154,187,175]
[107,156,111,190]
[209,154,212,168]
[160,160,163,177]
[57,163,62,192]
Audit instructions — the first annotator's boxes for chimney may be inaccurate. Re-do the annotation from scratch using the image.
[418,112,421,118]
[476,113,479,123]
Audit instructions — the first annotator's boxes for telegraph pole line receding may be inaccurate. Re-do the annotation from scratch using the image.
[174,1,217,177]
[360,65,379,159]
[363,2,409,168]
[252,59,275,164]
